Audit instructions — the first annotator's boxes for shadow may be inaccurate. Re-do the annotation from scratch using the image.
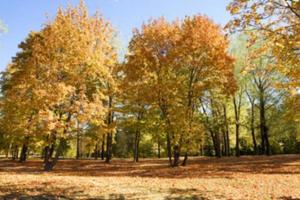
[0,155,300,179]
[1,193,72,200]
[280,197,300,200]
[0,184,92,200]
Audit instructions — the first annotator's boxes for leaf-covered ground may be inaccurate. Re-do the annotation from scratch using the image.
[0,155,299,200]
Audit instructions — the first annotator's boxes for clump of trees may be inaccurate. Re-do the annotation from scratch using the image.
[0,0,299,171]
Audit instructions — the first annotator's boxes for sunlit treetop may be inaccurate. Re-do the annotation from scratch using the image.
[226,0,300,89]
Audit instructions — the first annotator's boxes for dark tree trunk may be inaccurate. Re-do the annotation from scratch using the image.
[101,136,105,160]
[133,130,141,162]
[181,152,188,166]
[222,132,226,156]
[43,146,50,163]
[76,129,81,160]
[19,136,29,162]
[157,138,161,159]
[223,105,230,156]
[264,126,270,155]
[166,132,172,166]
[250,102,258,154]
[105,96,114,163]
[105,133,112,163]
[235,124,240,157]
[94,143,98,160]
[259,90,270,155]
[215,133,221,158]
[44,138,66,171]
[44,134,56,163]
[173,145,180,167]
[209,130,221,158]
[233,94,242,157]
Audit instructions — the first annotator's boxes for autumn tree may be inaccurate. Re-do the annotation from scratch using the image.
[227,0,300,89]
[177,15,236,163]
[122,16,235,166]
[1,1,117,170]
[0,32,43,162]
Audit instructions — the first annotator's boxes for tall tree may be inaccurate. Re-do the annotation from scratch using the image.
[227,0,300,89]
[1,1,117,170]
[123,16,236,165]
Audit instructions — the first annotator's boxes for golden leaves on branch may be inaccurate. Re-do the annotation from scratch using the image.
[121,15,236,146]
[227,0,300,89]
[1,0,117,139]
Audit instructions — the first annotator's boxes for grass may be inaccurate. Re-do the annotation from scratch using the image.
[0,155,299,199]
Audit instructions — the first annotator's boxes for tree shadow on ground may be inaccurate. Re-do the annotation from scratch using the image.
[164,188,223,200]
[279,197,300,200]
[0,185,213,200]
[0,155,299,178]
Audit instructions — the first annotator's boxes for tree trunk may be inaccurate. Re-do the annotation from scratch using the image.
[105,133,112,163]
[19,136,29,162]
[94,143,98,160]
[235,123,240,157]
[44,137,66,171]
[166,132,172,166]
[250,102,258,154]
[209,130,221,158]
[157,138,161,159]
[233,96,242,157]
[259,90,270,155]
[133,130,141,162]
[215,133,221,158]
[181,152,188,166]
[105,96,114,163]
[264,126,271,155]
[173,145,180,167]
[76,129,81,160]
[43,145,50,163]
[101,136,105,160]
[223,105,230,156]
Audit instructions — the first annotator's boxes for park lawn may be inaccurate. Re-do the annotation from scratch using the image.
[0,155,299,200]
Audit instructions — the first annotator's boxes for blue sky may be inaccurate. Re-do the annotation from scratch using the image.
[0,0,231,72]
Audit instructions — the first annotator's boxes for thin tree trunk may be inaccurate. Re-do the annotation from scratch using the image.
[101,135,105,160]
[19,136,29,162]
[223,105,230,156]
[76,128,81,160]
[259,90,268,155]
[94,143,98,160]
[133,130,141,162]
[181,152,188,166]
[105,133,112,163]
[233,94,242,157]
[157,137,161,159]
[166,132,172,166]
[250,102,258,154]
[215,132,221,158]
[246,91,258,155]
[105,96,114,163]
[264,126,270,155]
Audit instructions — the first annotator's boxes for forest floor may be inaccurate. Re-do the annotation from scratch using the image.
[0,155,299,200]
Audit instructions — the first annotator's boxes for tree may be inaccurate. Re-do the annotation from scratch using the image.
[122,15,236,166]
[227,0,300,89]
[1,1,117,170]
